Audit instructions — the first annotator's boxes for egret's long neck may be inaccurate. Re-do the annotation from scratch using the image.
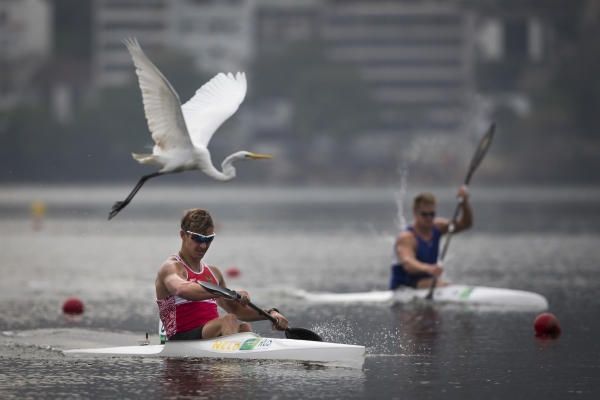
[219,153,241,181]
[195,148,235,182]
[201,162,234,181]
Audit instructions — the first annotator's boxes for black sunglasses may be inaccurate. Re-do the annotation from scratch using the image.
[419,211,436,218]
[187,231,216,244]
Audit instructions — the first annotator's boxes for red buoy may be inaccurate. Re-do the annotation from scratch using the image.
[534,313,561,337]
[63,297,85,315]
[226,267,240,278]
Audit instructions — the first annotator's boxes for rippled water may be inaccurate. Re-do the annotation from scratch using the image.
[0,185,599,399]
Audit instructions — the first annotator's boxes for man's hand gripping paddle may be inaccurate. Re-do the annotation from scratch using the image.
[425,123,496,300]
[199,281,323,341]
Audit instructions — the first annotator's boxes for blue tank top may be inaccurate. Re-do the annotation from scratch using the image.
[407,225,441,264]
[389,225,442,289]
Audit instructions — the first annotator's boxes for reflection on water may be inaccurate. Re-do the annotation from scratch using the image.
[0,353,365,399]
[158,358,366,399]
[159,359,227,399]
[392,305,441,356]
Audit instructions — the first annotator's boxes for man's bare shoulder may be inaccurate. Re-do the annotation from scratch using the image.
[396,230,417,250]
[397,230,416,242]
[207,265,225,286]
[157,256,183,277]
[207,264,220,274]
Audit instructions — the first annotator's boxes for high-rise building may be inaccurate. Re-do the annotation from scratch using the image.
[255,0,319,53]
[0,0,53,108]
[170,0,255,75]
[92,0,170,88]
[322,0,475,136]
[93,0,259,88]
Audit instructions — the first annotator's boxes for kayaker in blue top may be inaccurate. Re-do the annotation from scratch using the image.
[390,186,472,289]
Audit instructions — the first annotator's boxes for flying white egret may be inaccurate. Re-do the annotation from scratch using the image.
[108,38,273,220]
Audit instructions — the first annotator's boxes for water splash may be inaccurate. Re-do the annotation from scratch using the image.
[366,222,396,246]
[394,162,410,232]
[309,319,412,355]
[362,326,413,355]
[394,136,443,232]
[309,319,357,345]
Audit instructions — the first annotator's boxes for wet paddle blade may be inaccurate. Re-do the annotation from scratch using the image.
[465,123,495,184]
[285,327,323,341]
[199,281,240,300]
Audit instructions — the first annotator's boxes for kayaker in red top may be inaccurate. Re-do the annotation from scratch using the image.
[156,208,289,340]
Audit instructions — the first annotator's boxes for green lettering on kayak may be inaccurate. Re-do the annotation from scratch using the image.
[239,338,274,351]
[460,287,475,298]
[239,338,261,350]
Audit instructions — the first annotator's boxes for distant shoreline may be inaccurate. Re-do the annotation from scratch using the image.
[1,184,600,206]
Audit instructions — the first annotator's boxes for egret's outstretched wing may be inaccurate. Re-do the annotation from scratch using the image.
[123,38,192,154]
[181,72,247,149]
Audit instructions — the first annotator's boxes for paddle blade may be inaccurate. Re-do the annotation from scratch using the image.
[285,327,323,342]
[465,123,495,184]
[199,281,240,300]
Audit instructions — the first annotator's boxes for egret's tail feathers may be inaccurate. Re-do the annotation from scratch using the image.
[132,153,162,166]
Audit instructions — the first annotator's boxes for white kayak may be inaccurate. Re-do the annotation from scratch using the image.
[293,285,548,310]
[64,332,365,369]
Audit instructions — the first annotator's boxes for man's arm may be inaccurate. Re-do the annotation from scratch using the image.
[452,185,473,233]
[157,260,218,302]
[396,232,443,277]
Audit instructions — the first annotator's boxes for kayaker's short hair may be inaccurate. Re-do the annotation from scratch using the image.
[413,193,437,211]
[181,208,213,234]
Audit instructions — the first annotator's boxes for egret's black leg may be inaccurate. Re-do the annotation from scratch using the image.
[108,172,163,220]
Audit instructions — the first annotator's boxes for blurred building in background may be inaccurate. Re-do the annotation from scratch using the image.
[170,0,255,74]
[93,0,256,88]
[93,0,169,88]
[1,0,595,184]
[323,1,474,136]
[472,0,553,131]
[320,1,475,175]
[249,0,319,169]
[0,0,52,108]
[92,0,476,137]
[89,0,555,138]
[255,0,318,52]
[246,0,478,181]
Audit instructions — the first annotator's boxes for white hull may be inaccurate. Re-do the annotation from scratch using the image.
[293,285,548,310]
[64,332,365,369]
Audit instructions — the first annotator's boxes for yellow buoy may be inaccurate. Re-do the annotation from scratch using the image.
[30,200,47,217]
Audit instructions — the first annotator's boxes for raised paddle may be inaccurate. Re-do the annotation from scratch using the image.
[198,281,323,342]
[425,123,496,300]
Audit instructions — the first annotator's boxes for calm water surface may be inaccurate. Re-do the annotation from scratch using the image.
[0,185,599,399]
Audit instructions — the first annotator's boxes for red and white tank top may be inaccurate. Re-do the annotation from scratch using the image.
[156,254,220,339]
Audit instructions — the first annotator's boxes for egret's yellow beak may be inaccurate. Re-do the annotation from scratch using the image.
[247,153,274,159]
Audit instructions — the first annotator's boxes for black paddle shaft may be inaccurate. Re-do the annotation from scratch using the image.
[426,124,495,300]
[198,281,323,341]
